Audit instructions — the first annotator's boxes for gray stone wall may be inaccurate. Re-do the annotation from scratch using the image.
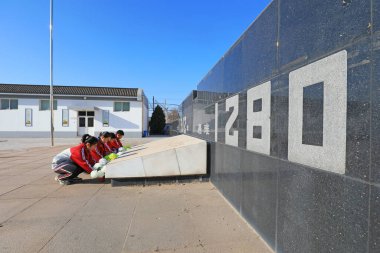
[182,1,380,252]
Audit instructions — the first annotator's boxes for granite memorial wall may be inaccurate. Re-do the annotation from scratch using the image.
[181,0,380,252]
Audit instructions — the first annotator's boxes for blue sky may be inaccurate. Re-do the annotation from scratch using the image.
[0,0,271,106]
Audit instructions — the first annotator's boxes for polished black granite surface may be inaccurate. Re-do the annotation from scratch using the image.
[302,82,324,146]
[277,162,369,253]
[181,0,378,252]
[278,0,371,72]
[369,185,380,253]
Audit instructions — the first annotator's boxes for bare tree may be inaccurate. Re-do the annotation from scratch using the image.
[167,109,180,123]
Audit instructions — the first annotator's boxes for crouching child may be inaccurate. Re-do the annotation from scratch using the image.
[91,131,112,162]
[115,130,124,149]
[51,134,98,185]
[105,133,119,153]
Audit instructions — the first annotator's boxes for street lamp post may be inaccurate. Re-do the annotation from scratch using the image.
[50,0,54,146]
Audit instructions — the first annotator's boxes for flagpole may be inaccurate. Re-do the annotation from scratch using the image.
[50,0,54,146]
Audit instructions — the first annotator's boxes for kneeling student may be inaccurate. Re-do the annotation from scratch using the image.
[52,134,98,185]
[106,130,125,152]
[105,133,119,153]
[91,131,112,162]
[115,130,125,149]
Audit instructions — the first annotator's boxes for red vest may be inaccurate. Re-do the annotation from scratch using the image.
[70,143,95,173]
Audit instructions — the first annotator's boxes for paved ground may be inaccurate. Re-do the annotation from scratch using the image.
[0,141,272,253]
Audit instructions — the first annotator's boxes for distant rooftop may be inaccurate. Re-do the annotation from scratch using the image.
[0,84,139,97]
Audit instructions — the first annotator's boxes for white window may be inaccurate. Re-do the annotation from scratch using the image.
[62,109,69,127]
[102,110,110,126]
[114,102,130,112]
[25,108,32,127]
[40,100,57,111]
[0,99,18,110]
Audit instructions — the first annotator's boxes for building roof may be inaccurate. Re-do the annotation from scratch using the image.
[0,84,139,97]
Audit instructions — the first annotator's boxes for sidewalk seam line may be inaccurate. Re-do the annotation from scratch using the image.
[37,184,105,253]
[121,191,141,252]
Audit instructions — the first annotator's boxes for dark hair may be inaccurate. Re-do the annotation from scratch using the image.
[109,133,116,139]
[99,131,111,138]
[81,134,98,145]
[81,134,91,143]
[116,130,124,136]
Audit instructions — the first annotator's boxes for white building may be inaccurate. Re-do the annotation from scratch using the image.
[0,84,149,138]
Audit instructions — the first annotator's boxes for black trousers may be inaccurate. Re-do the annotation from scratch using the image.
[52,161,84,180]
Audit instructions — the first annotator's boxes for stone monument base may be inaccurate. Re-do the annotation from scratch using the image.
[105,135,207,180]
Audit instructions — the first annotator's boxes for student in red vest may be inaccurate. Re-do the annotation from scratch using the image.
[51,134,98,185]
[115,130,125,149]
[105,133,118,153]
[91,131,112,162]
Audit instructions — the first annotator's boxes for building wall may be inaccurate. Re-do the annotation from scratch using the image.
[142,94,149,133]
[0,98,143,138]
[182,1,380,252]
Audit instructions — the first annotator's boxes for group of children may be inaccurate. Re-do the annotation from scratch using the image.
[52,130,125,185]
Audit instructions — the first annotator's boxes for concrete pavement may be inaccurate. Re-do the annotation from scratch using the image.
[0,142,273,253]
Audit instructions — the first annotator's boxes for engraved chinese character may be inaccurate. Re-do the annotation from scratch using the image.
[197,124,202,135]
[203,123,210,135]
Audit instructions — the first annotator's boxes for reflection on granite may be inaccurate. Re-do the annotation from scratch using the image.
[302,82,323,146]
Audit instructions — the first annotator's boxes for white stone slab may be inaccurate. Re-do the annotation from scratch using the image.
[105,157,145,178]
[105,135,207,179]
[176,142,207,175]
[142,149,180,177]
